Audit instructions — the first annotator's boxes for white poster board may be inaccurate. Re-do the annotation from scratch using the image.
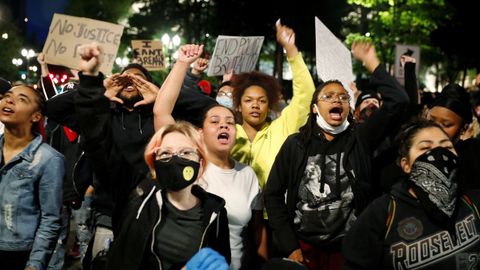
[43,13,124,74]
[207,36,264,76]
[394,44,420,79]
[315,17,354,106]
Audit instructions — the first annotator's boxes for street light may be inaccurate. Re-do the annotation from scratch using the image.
[115,57,129,67]
[161,33,181,68]
[19,48,36,83]
[2,33,8,39]
[12,58,23,67]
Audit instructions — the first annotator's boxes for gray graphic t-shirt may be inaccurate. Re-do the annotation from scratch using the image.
[294,152,357,246]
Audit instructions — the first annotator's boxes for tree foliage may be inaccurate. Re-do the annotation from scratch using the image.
[0,21,24,81]
[343,0,450,75]
[65,0,133,23]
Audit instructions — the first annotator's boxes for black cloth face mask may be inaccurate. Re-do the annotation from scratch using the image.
[408,147,459,227]
[154,156,200,191]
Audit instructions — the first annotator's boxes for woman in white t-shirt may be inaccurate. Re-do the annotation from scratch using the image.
[153,44,267,269]
[199,104,266,270]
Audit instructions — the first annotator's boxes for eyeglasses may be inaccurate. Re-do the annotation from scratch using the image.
[217,91,233,98]
[154,147,200,163]
[318,93,350,103]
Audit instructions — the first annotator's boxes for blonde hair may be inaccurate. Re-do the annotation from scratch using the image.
[144,121,207,173]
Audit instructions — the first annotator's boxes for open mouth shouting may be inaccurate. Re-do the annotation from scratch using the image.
[217,132,230,144]
[329,106,344,121]
[1,106,14,115]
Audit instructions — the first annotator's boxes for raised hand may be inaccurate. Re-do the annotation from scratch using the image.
[222,69,234,83]
[37,52,50,77]
[351,41,380,73]
[275,19,298,58]
[129,75,159,107]
[400,55,416,68]
[78,42,104,76]
[177,44,204,66]
[103,74,125,104]
[192,58,209,76]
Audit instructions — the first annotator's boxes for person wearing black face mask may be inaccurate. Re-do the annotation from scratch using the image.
[342,119,480,270]
[97,121,230,270]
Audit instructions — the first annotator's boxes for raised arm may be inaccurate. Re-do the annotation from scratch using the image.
[271,20,315,133]
[352,42,409,152]
[402,55,420,117]
[37,53,58,100]
[153,44,203,130]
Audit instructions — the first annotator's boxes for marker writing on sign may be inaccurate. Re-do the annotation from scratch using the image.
[50,18,121,45]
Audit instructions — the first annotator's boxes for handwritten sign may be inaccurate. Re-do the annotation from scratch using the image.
[131,40,164,71]
[42,13,124,74]
[207,36,264,76]
[394,44,420,79]
[315,17,354,107]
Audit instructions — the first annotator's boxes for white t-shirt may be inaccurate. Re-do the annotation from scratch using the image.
[201,161,263,270]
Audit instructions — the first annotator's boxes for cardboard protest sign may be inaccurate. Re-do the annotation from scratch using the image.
[131,40,164,71]
[43,13,124,74]
[315,17,354,106]
[394,44,420,79]
[207,36,264,76]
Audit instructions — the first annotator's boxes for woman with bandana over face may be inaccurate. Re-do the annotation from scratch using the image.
[342,119,480,270]
[75,43,230,270]
[264,41,409,270]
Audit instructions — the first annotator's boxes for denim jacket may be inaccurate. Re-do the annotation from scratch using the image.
[0,134,64,270]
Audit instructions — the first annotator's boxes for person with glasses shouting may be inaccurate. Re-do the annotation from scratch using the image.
[264,41,409,270]
[75,43,230,270]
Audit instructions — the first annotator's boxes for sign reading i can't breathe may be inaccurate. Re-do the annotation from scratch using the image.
[42,13,124,74]
[207,36,264,76]
[131,40,164,71]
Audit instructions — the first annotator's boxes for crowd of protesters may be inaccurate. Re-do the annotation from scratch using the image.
[1,18,480,270]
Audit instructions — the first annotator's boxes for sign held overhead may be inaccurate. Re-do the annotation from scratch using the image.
[315,17,354,105]
[42,13,124,74]
[207,36,264,76]
[131,40,164,71]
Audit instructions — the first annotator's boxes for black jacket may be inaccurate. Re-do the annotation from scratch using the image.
[57,72,215,229]
[342,183,480,270]
[264,64,409,256]
[105,183,231,270]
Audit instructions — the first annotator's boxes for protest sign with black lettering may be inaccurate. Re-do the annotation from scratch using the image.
[315,17,354,107]
[42,13,124,74]
[131,40,164,71]
[207,36,264,76]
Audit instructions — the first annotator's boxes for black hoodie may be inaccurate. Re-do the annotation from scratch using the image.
[72,71,216,232]
[265,64,409,256]
[343,182,480,270]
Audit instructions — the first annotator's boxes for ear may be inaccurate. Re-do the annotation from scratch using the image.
[31,111,42,123]
[400,157,411,174]
[460,123,470,135]
[312,103,318,114]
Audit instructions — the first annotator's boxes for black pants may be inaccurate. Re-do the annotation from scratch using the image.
[0,250,31,270]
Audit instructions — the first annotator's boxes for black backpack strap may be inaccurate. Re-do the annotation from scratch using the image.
[461,194,480,220]
[385,195,397,240]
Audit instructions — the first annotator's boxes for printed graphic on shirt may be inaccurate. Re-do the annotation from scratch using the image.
[397,217,424,241]
[294,153,356,242]
[390,214,479,270]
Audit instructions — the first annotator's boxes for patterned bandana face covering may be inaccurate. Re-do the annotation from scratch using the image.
[408,147,459,218]
[313,104,350,135]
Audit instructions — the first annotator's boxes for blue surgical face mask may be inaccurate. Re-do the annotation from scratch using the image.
[216,96,233,109]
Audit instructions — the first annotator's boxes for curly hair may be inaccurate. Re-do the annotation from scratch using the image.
[232,71,282,110]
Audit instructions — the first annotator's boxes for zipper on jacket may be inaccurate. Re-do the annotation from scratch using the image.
[198,212,218,250]
[71,151,84,197]
[150,192,163,270]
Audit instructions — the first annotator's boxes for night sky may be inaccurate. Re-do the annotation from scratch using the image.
[25,0,70,46]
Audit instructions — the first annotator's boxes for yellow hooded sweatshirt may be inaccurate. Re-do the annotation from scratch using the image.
[231,53,315,189]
